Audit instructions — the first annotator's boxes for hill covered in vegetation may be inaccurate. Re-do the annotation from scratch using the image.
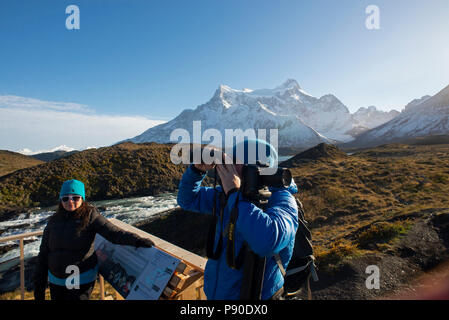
[0,151,44,177]
[31,150,78,162]
[0,142,186,217]
[286,143,449,298]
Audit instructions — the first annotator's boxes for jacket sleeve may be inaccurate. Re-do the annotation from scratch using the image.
[33,225,49,300]
[177,165,217,215]
[233,189,298,257]
[91,209,146,246]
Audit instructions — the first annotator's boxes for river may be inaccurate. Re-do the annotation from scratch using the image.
[0,192,178,264]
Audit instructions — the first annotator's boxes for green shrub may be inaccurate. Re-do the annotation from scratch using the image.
[316,241,361,273]
[357,221,411,247]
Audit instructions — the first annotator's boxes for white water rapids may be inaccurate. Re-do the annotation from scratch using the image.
[0,192,178,264]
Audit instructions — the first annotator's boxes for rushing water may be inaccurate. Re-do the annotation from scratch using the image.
[0,192,178,264]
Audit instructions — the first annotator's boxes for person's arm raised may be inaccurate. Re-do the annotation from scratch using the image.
[177,164,218,214]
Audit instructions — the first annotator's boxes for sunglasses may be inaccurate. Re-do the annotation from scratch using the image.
[61,195,83,202]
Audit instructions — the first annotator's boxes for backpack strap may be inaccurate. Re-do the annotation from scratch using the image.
[285,255,318,279]
[206,191,226,259]
[226,192,247,269]
[206,170,226,260]
[274,254,318,278]
[223,192,266,299]
[274,254,286,277]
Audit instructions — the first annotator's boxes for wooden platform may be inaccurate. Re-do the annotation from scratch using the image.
[108,218,207,300]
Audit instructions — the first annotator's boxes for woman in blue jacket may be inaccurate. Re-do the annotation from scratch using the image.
[177,139,298,300]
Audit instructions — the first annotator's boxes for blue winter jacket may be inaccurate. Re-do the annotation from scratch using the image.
[177,165,298,300]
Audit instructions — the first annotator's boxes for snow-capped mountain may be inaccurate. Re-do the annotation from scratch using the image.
[128,80,335,149]
[352,106,400,130]
[347,85,449,146]
[124,79,399,149]
[17,145,76,155]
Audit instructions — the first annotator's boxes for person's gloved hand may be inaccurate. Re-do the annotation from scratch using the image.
[135,237,155,248]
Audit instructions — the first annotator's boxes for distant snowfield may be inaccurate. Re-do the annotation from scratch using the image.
[17,145,78,155]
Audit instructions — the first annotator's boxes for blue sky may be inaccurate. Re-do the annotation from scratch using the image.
[1,0,448,152]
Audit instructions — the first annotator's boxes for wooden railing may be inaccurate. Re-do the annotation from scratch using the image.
[0,230,43,300]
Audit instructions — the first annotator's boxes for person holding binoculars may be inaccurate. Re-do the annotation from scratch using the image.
[177,138,299,300]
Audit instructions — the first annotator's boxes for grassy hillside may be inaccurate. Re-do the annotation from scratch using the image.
[0,142,186,215]
[283,143,449,298]
[290,143,449,227]
[0,150,44,177]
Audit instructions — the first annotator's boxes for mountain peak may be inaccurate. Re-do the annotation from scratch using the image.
[211,84,234,102]
[429,84,449,108]
[213,79,303,98]
[276,79,301,91]
[218,84,232,93]
[214,84,252,96]
[354,106,380,114]
[404,95,432,111]
[319,94,341,103]
[403,84,449,112]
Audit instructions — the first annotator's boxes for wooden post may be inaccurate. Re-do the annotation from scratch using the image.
[99,275,105,300]
[19,238,25,300]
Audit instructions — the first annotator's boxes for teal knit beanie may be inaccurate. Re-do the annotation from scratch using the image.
[59,179,85,200]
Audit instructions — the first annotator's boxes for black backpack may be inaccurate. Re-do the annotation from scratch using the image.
[274,198,319,299]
